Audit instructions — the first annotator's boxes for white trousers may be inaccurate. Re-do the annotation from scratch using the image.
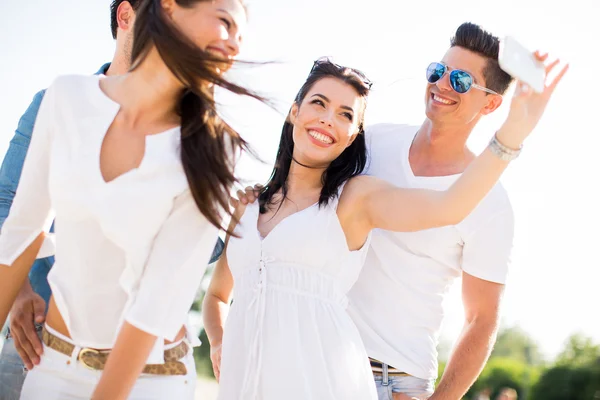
[20,326,197,400]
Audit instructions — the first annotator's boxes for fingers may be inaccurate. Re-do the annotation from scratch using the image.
[32,296,46,325]
[9,300,44,368]
[243,187,255,203]
[235,184,263,206]
[547,63,569,93]
[10,324,38,369]
[23,321,44,357]
[534,50,549,62]
[545,58,560,76]
[236,189,248,205]
[11,335,33,371]
[532,50,568,93]
[211,351,222,382]
[245,184,262,204]
[212,362,220,382]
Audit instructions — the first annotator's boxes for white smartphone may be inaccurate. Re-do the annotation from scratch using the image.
[498,36,546,93]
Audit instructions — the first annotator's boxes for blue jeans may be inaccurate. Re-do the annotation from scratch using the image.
[0,334,27,400]
[374,366,435,400]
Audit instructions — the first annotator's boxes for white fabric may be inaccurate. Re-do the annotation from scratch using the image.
[0,75,218,363]
[20,325,197,400]
[348,123,514,381]
[218,189,377,400]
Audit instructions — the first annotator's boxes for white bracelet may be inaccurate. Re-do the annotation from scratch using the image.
[489,134,522,161]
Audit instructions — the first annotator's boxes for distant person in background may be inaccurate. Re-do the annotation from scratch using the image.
[475,387,492,400]
[496,387,518,400]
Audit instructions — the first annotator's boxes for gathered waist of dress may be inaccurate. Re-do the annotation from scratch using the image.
[234,261,349,308]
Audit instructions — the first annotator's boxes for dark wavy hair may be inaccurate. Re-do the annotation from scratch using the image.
[259,59,371,214]
[131,0,263,234]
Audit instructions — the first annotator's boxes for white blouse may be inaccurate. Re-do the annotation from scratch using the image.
[0,75,221,363]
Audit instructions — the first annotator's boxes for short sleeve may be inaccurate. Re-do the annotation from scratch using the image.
[0,82,58,265]
[462,208,515,284]
[124,190,219,341]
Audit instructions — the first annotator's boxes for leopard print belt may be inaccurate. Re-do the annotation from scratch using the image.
[42,327,189,376]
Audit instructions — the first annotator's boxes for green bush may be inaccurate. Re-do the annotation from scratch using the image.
[530,364,600,400]
[467,357,540,399]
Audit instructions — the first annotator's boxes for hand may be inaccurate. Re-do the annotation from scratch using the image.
[499,51,569,148]
[9,280,46,370]
[229,184,262,209]
[210,343,223,382]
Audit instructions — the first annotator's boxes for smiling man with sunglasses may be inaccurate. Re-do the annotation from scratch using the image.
[347,22,517,400]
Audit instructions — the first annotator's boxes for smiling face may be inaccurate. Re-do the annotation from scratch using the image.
[289,77,365,168]
[166,0,246,73]
[425,46,502,127]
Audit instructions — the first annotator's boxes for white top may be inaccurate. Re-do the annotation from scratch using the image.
[0,75,220,363]
[347,123,514,380]
[217,189,377,400]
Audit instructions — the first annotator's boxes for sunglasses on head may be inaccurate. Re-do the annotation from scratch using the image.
[311,57,373,90]
[426,62,499,95]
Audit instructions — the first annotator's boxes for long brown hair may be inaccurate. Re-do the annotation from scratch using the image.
[131,0,262,234]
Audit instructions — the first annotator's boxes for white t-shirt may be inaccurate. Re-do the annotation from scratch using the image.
[347,123,514,380]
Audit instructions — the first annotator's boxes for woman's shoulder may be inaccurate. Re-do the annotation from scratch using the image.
[336,176,373,208]
[345,175,379,193]
[341,175,394,208]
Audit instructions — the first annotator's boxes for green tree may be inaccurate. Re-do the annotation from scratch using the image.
[467,357,541,399]
[530,334,600,400]
[530,364,600,400]
[491,326,545,366]
[555,333,600,367]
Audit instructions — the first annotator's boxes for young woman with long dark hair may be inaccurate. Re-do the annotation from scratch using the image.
[0,0,261,398]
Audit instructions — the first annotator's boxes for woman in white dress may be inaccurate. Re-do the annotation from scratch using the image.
[0,0,261,399]
[203,57,566,399]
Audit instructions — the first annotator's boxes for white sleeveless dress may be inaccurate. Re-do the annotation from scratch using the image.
[217,188,378,400]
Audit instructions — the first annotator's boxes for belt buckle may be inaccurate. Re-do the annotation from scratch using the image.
[78,347,100,370]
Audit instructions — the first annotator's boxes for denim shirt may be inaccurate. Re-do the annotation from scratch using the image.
[0,63,224,306]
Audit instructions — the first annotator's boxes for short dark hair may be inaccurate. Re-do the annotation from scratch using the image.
[450,22,514,95]
[110,0,143,39]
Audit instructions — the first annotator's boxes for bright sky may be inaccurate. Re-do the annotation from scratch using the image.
[0,0,597,359]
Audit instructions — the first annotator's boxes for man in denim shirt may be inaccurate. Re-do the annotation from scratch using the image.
[0,2,224,398]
